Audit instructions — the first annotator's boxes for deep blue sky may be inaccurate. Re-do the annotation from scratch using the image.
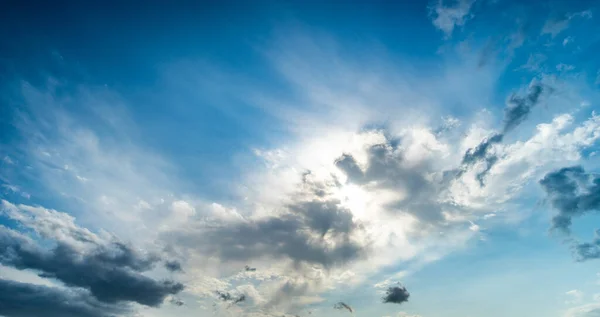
[1,1,600,317]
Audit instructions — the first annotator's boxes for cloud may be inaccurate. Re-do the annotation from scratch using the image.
[573,230,600,262]
[167,183,366,268]
[429,0,476,38]
[542,10,594,38]
[216,291,246,305]
[457,82,545,185]
[0,200,184,307]
[165,260,183,272]
[565,303,600,317]
[502,83,544,134]
[567,290,585,305]
[333,301,353,313]
[0,279,130,317]
[539,166,600,233]
[382,285,410,304]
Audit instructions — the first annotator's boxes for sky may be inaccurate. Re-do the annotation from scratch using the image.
[1,0,600,317]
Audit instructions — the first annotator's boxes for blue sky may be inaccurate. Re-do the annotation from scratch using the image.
[1,1,600,317]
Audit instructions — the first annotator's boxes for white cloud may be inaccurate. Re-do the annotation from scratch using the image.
[565,303,600,317]
[429,0,476,38]
[567,290,585,305]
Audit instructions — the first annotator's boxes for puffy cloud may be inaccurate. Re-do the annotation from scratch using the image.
[382,286,410,305]
[0,200,184,307]
[167,181,366,268]
[0,279,130,317]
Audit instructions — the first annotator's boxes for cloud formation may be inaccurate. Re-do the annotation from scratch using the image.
[334,301,353,313]
[429,0,476,38]
[539,166,600,233]
[573,230,600,262]
[0,279,129,317]
[458,83,545,185]
[0,200,184,307]
[382,285,411,305]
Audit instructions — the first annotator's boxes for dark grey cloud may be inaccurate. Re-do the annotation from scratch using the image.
[382,285,410,304]
[0,279,130,317]
[165,260,183,272]
[333,301,353,313]
[539,166,600,233]
[170,297,185,306]
[0,225,184,307]
[245,265,256,272]
[461,133,504,166]
[171,192,365,268]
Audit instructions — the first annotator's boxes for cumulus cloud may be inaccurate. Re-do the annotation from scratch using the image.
[166,180,366,268]
[429,0,476,38]
[382,285,410,304]
[0,279,130,317]
[0,200,184,307]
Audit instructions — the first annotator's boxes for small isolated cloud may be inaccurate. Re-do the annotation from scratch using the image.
[519,54,548,72]
[429,0,476,38]
[557,64,575,72]
[165,260,183,272]
[539,166,600,234]
[542,10,594,38]
[563,36,574,46]
[333,301,353,313]
[382,285,410,305]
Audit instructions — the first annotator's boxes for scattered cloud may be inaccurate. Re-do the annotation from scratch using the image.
[429,0,476,38]
[539,166,600,234]
[542,10,594,38]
